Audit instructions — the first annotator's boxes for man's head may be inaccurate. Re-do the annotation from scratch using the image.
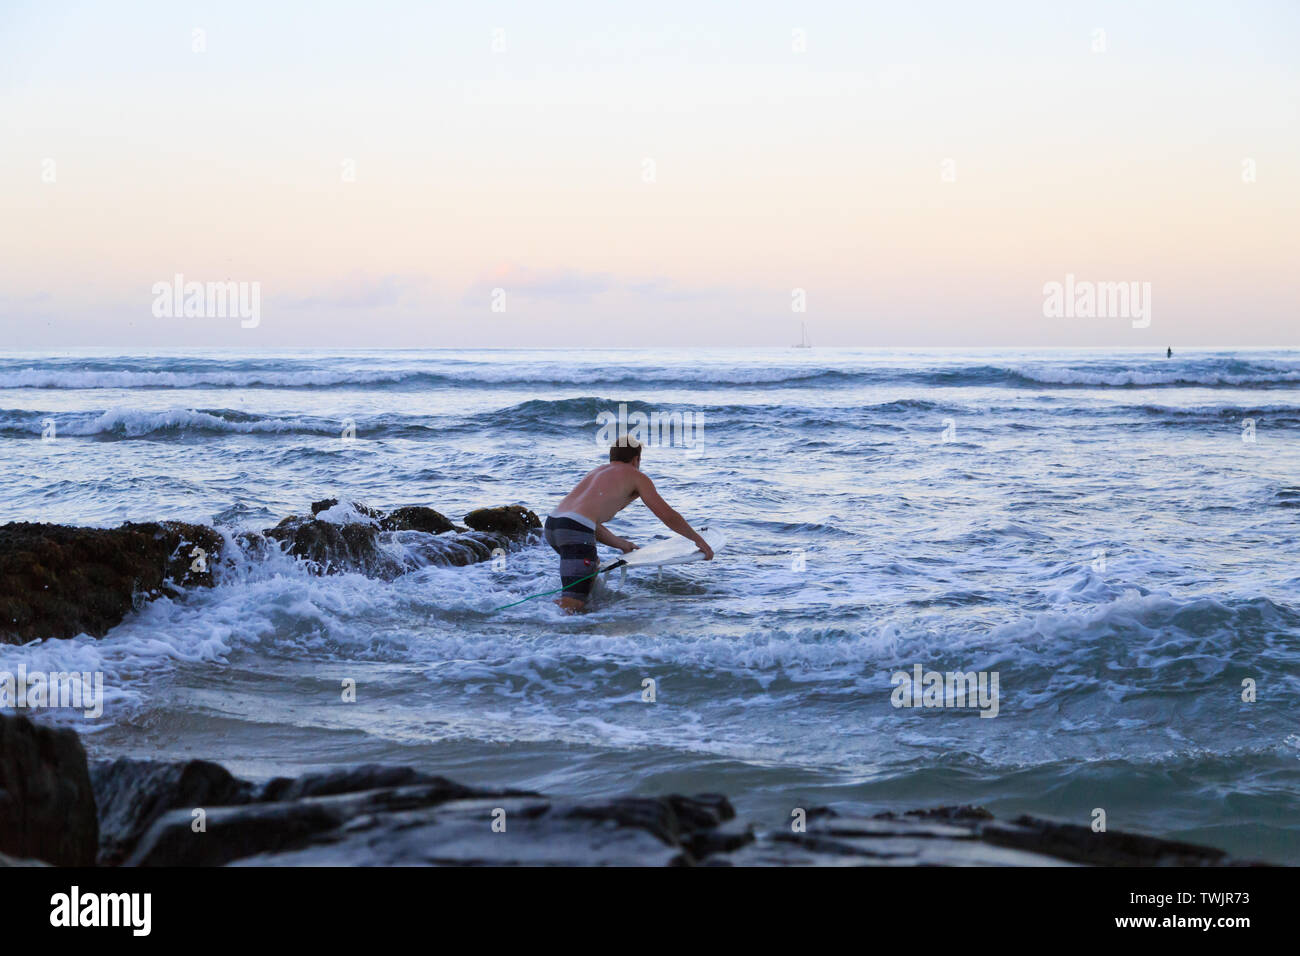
[610,437,642,467]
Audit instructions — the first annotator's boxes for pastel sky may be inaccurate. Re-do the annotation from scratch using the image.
[2,0,1297,348]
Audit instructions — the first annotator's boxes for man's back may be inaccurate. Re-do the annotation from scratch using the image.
[543,441,712,611]
[555,462,640,524]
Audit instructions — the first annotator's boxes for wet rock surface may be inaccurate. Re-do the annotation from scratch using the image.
[0,714,98,866]
[262,500,535,579]
[381,505,462,535]
[264,512,394,576]
[116,772,1272,867]
[0,521,222,643]
[90,757,255,866]
[464,505,543,538]
[0,716,1269,867]
[0,851,49,866]
[0,499,540,643]
[726,806,1247,867]
[256,763,451,802]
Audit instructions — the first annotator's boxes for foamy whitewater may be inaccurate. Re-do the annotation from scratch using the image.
[2,348,1298,862]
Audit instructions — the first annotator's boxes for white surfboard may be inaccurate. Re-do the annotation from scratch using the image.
[601,526,726,572]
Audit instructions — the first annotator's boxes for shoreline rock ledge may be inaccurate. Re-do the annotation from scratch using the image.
[0,500,541,645]
[0,715,1269,868]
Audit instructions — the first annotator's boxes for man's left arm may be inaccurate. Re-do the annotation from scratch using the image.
[595,523,636,553]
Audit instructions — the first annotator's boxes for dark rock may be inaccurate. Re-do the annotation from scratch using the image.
[717,804,1270,867]
[666,793,736,830]
[684,819,756,861]
[0,714,98,866]
[6,716,1271,868]
[560,793,735,848]
[875,805,994,823]
[233,530,269,556]
[34,728,1270,868]
[263,513,396,577]
[380,506,462,535]
[978,814,1236,866]
[0,851,48,866]
[310,499,384,520]
[257,764,443,802]
[128,779,538,867]
[263,502,531,579]
[120,755,731,867]
[463,505,541,538]
[737,811,1051,866]
[0,521,223,644]
[1,501,534,643]
[128,797,347,867]
[90,757,255,865]
[191,792,719,867]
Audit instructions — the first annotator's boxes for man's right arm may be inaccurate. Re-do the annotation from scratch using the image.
[635,473,714,560]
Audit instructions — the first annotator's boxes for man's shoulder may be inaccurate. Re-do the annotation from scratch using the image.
[603,462,647,485]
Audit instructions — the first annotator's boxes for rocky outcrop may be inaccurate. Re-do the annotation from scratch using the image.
[128,777,542,867]
[0,718,1269,867]
[0,521,222,644]
[263,513,395,576]
[310,499,461,533]
[972,811,1235,866]
[123,775,732,867]
[256,763,450,802]
[118,768,1270,867]
[464,505,542,538]
[90,758,256,865]
[262,501,537,579]
[724,805,1246,867]
[381,506,461,535]
[222,792,738,867]
[0,499,540,644]
[0,714,98,866]
[309,498,384,520]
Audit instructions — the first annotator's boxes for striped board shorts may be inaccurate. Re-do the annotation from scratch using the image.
[543,512,598,600]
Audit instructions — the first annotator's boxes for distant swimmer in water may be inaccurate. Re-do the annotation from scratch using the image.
[545,437,713,613]
[1167,347,1173,358]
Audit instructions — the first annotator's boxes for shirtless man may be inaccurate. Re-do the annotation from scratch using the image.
[544,438,714,612]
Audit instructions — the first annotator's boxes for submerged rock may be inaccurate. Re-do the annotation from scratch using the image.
[0,714,98,866]
[0,520,222,644]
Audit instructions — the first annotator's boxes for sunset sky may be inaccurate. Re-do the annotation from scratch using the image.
[2,0,1297,348]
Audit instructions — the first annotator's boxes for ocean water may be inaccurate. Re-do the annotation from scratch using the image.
[2,347,1298,863]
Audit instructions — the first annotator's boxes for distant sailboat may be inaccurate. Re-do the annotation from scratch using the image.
[794,321,812,349]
